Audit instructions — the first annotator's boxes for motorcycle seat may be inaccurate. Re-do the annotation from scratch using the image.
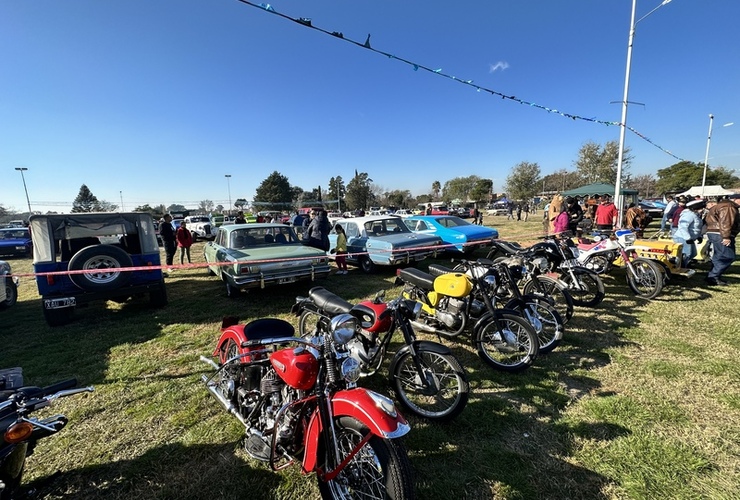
[495,240,525,255]
[427,263,456,277]
[243,318,295,340]
[308,286,354,316]
[397,267,435,291]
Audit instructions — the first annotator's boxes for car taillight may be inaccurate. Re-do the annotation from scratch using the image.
[46,275,55,285]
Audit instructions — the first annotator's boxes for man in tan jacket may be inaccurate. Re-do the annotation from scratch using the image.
[704,197,740,286]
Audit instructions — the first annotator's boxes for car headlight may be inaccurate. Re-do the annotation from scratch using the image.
[340,357,362,383]
[330,313,357,345]
[246,265,261,274]
[0,262,11,274]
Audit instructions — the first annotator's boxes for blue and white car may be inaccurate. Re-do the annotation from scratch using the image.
[404,215,499,254]
[328,216,442,273]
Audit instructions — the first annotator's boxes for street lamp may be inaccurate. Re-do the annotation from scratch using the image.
[224,174,232,215]
[614,0,673,227]
[701,114,714,198]
[14,167,33,216]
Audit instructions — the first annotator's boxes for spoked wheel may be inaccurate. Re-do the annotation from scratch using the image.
[626,258,664,299]
[560,268,605,307]
[522,276,574,324]
[517,298,564,355]
[475,314,539,372]
[317,417,414,500]
[391,349,469,422]
[298,309,325,337]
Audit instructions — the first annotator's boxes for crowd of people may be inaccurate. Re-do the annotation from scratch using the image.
[540,193,739,287]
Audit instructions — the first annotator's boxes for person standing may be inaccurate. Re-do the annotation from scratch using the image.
[625,203,647,237]
[594,197,618,231]
[670,196,688,236]
[235,211,247,224]
[704,197,740,286]
[334,223,349,274]
[159,214,176,272]
[425,204,433,215]
[661,195,676,232]
[553,204,570,234]
[523,203,530,222]
[542,200,552,234]
[548,195,564,233]
[672,199,705,268]
[306,210,331,251]
[565,197,583,235]
[176,220,193,265]
[472,207,480,225]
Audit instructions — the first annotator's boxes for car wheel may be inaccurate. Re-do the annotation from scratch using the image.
[0,278,18,309]
[68,245,133,292]
[360,256,376,274]
[150,280,168,307]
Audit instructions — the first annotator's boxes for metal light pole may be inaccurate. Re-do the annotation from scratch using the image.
[14,167,33,216]
[701,114,714,198]
[614,0,673,227]
[119,190,124,211]
[225,174,232,215]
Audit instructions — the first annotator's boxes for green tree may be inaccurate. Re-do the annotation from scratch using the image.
[327,176,346,211]
[505,162,541,201]
[253,171,293,211]
[382,189,413,208]
[345,172,375,211]
[198,200,214,212]
[71,184,100,213]
[96,200,118,212]
[542,169,582,193]
[134,204,156,214]
[442,175,485,204]
[470,178,493,203]
[627,174,657,198]
[574,140,631,185]
[654,161,740,194]
[167,204,187,213]
[233,199,248,211]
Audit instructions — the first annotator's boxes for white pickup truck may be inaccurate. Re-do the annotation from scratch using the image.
[184,215,217,241]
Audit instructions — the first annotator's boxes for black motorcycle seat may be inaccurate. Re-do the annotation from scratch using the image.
[495,240,525,255]
[397,267,435,291]
[308,287,353,316]
[243,318,295,340]
[427,263,456,277]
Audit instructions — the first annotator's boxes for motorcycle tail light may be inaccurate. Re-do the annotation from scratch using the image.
[5,421,34,443]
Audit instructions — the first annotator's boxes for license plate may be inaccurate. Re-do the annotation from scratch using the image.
[44,297,76,309]
[560,259,580,269]
[278,277,296,284]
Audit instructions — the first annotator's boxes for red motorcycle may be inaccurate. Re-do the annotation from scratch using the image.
[200,316,415,499]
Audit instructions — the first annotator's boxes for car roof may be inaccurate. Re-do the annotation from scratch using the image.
[337,215,402,224]
[219,223,291,231]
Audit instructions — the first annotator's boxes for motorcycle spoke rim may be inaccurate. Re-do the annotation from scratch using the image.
[328,428,385,499]
[481,321,533,365]
[397,353,462,415]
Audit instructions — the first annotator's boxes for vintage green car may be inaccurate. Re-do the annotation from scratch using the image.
[204,223,331,297]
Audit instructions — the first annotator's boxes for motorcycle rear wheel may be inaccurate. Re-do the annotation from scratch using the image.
[522,276,574,324]
[475,314,539,373]
[317,416,414,500]
[298,309,325,337]
[560,268,605,307]
[391,349,469,423]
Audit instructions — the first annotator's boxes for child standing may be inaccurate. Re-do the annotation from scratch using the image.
[334,224,348,275]
[176,220,193,265]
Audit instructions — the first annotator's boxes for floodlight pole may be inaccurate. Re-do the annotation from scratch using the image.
[15,167,33,216]
[225,174,232,215]
[701,114,714,198]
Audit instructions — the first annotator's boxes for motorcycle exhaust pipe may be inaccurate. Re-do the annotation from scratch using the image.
[201,374,249,429]
[409,319,437,333]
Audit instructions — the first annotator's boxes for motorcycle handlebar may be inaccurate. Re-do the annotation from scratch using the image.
[41,379,78,397]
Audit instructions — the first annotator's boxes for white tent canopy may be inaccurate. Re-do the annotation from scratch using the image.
[678,185,734,197]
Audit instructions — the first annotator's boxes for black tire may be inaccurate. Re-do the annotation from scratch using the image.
[207,266,216,276]
[149,280,168,307]
[68,245,133,292]
[359,256,376,274]
[391,349,469,423]
[43,305,74,327]
[317,416,414,500]
[475,314,539,372]
[560,268,605,307]
[515,297,564,355]
[224,279,240,298]
[298,309,325,337]
[522,276,574,324]
[0,278,17,309]
[627,258,664,299]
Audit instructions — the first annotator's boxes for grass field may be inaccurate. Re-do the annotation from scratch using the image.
[1,214,738,499]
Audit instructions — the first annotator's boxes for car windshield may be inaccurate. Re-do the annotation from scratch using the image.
[434,216,469,228]
[228,226,298,249]
[364,218,410,236]
[0,229,30,239]
[189,217,210,222]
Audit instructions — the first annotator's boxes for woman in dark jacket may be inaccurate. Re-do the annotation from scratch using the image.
[306,210,331,251]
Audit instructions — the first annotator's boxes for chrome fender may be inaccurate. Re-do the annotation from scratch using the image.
[302,388,410,474]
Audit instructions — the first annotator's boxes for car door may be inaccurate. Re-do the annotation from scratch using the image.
[343,222,364,263]
[205,229,226,275]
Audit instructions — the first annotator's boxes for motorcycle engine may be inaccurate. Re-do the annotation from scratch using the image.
[435,297,465,329]
[344,335,377,372]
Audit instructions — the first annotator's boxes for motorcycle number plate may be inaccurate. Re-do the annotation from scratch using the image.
[44,297,76,309]
[560,259,580,269]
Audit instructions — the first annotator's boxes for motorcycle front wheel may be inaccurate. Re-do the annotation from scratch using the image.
[318,416,415,500]
[626,258,664,299]
[560,267,605,307]
[391,349,470,423]
[475,314,539,373]
[516,297,564,355]
[522,276,575,324]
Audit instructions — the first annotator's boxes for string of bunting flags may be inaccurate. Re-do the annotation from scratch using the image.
[236,0,684,162]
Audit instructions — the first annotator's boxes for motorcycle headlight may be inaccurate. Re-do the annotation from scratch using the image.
[341,357,362,383]
[329,313,357,345]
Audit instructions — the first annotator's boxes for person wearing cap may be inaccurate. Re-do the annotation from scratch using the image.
[669,196,688,236]
[704,196,740,286]
[673,199,705,268]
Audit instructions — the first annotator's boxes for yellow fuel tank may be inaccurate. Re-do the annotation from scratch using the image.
[433,273,473,298]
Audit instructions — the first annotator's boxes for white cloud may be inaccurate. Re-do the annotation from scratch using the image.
[489,61,509,73]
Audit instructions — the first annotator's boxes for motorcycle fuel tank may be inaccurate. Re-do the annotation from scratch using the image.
[357,300,392,333]
[270,348,319,391]
[433,273,472,299]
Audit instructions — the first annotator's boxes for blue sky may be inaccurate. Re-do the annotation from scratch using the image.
[2,0,739,214]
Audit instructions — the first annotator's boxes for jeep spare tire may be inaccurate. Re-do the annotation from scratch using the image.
[68,245,133,292]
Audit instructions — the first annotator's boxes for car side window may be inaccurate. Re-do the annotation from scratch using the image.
[415,221,427,231]
[345,223,359,238]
